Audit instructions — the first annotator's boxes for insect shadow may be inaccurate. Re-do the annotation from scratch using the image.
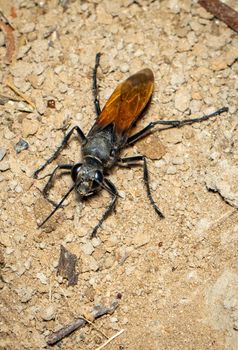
[34,53,228,237]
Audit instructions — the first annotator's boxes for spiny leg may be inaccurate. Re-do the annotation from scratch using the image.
[38,184,75,228]
[33,126,86,178]
[118,155,164,218]
[42,164,73,207]
[91,178,118,238]
[93,52,102,117]
[127,106,228,145]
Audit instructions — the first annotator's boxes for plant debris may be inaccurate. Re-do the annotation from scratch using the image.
[57,245,78,286]
[198,0,238,33]
[47,300,119,345]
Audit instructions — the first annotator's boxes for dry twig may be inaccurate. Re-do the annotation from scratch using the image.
[198,0,238,33]
[6,79,36,109]
[47,301,118,345]
[0,20,15,63]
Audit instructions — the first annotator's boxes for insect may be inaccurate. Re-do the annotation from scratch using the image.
[34,53,228,237]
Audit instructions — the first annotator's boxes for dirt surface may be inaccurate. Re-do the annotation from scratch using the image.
[0,1,238,349]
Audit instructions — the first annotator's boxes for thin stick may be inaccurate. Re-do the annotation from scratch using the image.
[198,0,238,33]
[95,329,125,350]
[0,20,15,63]
[47,301,118,345]
[6,79,36,109]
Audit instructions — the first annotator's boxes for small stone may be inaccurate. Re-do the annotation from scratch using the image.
[4,128,15,140]
[0,232,12,246]
[36,272,48,284]
[22,118,39,137]
[120,63,129,73]
[134,232,150,247]
[81,242,94,255]
[69,53,79,65]
[174,86,191,112]
[40,304,56,321]
[10,61,33,79]
[172,157,184,165]
[168,0,180,13]
[58,82,68,93]
[20,22,36,34]
[0,148,6,161]
[0,162,10,171]
[16,286,35,303]
[35,96,46,115]
[167,166,177,175]
[91,237,101,247]
[15,139,29,153]
[5,247,14,254]
[83,256,99,272]
[96,5,113,25]
[210,47,238,71]
[17,44,31,59]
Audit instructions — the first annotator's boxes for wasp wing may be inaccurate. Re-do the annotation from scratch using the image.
[90,68,154,136]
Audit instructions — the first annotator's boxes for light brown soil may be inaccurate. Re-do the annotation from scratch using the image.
[1,1,238,349]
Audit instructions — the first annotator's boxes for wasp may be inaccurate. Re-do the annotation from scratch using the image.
[34,53,228,237]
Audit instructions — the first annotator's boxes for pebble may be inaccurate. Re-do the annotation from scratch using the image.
[81,242,94,255]
[16,286,35,303]
[4,128,15,140]
[22,118,39,137]
[91,237,101,248]
[170,71,185,88]
[35,96,46,115]
[5,247,14,255]
[174,86,191,112]
[166,166,177,175]
[40,304,56,321]
[10,61,33,79]
[0,148,6,161]
[17,44,31,59]
[120,63,129,73]
[210,47,238,71]
[58,82,68,93]
[0,162,10,172]
[133,231,150,247]
[69,53,79,66]
[20,22,36,34]
[15,139,29,154]
[36,272,48,284]
[85,256,99,272]
[172,157,184,165]
[0,232,12,247]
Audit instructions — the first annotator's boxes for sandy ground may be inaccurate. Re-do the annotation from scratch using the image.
[0,0,238,349]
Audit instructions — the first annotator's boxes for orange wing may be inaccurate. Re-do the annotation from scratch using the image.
[94,68,154,135]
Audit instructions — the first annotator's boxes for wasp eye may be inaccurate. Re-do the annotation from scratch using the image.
[94,170,103,184]
[71,163,82,182]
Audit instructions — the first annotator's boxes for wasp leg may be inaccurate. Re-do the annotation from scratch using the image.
[127,107,228,145]
[93,52,102,117]
[118,155,164,218]
[41,164,73,207]
[38,184,75,228]
[33,126,86,178]
[91,178,118,238]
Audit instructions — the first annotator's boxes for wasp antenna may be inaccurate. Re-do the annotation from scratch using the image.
[38,185,75,228]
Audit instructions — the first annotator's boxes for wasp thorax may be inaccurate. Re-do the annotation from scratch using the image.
[71,160,103,197]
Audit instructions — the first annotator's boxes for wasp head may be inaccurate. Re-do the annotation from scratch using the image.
[71,160,103,197]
